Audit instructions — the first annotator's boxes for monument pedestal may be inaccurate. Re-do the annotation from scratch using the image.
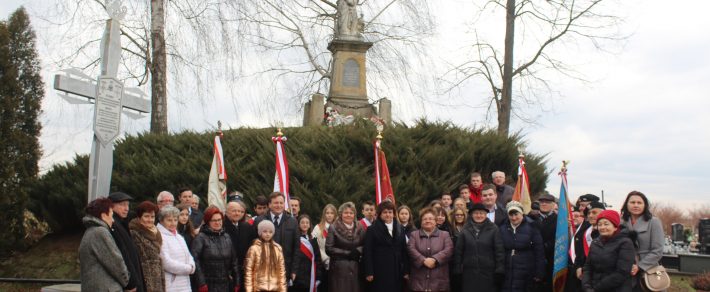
[303,38,392,126]
[327,39,376,117]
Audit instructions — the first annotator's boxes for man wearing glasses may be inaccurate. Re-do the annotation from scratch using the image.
[156,191,175,209]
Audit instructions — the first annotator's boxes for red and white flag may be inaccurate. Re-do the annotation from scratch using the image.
[374,139,395,205]
[512,155,532,214]
[272,134,291,209]
[208,134,227,211]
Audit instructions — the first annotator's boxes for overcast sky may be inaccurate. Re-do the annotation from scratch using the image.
[2,0,708,211]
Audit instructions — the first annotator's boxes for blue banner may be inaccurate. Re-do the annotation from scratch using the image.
[552,172,572,292]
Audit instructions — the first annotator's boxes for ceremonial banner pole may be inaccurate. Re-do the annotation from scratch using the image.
[553,161,574,292]
[512,151,532,213]
[272,128,291,211]
[374,131,383,204]
[373,130,395,205]
[207,121,227,211]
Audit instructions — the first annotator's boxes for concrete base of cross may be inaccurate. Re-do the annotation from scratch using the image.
[41,284,80,292]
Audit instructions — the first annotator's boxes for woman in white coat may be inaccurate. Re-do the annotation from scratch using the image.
[158,205,196,291]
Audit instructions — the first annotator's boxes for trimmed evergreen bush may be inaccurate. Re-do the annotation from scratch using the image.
[29,120,548,232]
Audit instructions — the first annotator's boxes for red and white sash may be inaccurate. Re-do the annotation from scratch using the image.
[583,227,593,256]
[359,218,371,230]
[300,237,317,292]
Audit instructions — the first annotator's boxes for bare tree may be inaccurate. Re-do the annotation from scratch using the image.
[39,0,247,133]
[650,202,687,235]
[39,0,434,131]
[150,0,167,133]
[443,0,624,135]
[688,204,710,229]
[232,0,435,111]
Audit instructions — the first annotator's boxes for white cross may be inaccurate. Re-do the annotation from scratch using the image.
[53,0,150,203]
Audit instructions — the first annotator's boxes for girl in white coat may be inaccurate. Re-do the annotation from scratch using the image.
[158,206,196,291]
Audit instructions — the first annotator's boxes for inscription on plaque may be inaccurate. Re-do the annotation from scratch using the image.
[93,76,124,145]
[342,59,360,87]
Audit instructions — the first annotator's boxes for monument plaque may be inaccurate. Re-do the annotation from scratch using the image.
[93,77,124,145]
[342,59,360,87]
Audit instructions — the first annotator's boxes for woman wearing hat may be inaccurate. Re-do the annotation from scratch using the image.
[453,203,505,292]
[582,210,635,292]
[568,201,606,292]
[499,201,544,292]
[191,206,239,292]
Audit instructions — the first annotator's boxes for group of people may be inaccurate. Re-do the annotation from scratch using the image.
[79,171,665,292]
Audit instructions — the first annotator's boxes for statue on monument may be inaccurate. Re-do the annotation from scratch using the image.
[336,0,363,39]
[325,107,355,127]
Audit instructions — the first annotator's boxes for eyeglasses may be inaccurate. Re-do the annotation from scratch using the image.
[209,219,222,223]
[160,200,174,203]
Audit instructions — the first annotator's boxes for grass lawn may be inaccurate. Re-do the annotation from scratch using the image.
[671,274,698,292]
[0,232,81,291]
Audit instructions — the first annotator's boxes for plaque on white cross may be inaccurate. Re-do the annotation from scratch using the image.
[94,77,124,145]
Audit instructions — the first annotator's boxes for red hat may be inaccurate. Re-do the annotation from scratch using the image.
[596,210,621,227]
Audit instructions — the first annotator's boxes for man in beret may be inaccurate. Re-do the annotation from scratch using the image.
[108,192,145,292]
[576,194,600,213]
[534,193,558,292]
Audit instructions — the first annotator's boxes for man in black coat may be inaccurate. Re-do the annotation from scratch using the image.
[252,192,300,277]
[481,184,507,226]
[108,192,146,292]
[224,201,256,280]
[533,194,558,292]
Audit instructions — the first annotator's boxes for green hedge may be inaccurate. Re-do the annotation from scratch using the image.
[29,120,548,232]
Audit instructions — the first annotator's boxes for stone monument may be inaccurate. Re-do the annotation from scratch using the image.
[53,0,150,203]
[303,0,392,126]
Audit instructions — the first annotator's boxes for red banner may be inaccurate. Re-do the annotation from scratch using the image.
[374,140,395,205]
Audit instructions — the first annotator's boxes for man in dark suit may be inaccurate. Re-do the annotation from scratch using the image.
[481,184,507,226]
[178,187,203,227]
[224,200,256,290]
[252,192,300,277]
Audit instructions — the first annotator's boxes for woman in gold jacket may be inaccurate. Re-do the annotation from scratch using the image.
[245,220,287,292]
